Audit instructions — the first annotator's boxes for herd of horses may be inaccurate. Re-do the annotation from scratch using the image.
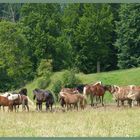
[0,81,140,112]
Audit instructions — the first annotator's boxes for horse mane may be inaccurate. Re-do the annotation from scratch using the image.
[93,81,102,86]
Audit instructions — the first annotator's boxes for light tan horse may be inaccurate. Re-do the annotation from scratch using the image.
[59,92,86,111]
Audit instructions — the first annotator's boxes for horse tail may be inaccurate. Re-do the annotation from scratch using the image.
[27,96,34,106]
[22,98,26,111]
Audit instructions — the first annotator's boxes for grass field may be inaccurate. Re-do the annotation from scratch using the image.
[1,105,140,137]
[1,67,140,137]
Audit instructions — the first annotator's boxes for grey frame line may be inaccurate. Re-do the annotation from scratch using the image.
[0,0,140,3]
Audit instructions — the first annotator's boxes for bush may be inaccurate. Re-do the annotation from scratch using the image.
[62,70,81,88]
[52,80,62,101]
[37,59,52,78]
[37,78,51,89]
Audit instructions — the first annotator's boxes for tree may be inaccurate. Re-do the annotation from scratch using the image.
[0,21,33,91]
[65,4,114,73]
[115,4,140,69]
[20,4,72,72]
[0,4,22,22]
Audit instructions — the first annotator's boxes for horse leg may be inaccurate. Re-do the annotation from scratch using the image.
[101,95,104,106]
[46,102,49,111]
[128,99,132,107]
[3,106,5,112]
[26,103,29,112]
[50,104,52,112]
[36,102,39,111]
[90,94,93,106]
[95,95,98,106]
[76,103,78,111]
[121,100,124,106]
[22,100,26,112]
[117,99,120,107]
[67,103,69,111]
[39,103,42,111]
[14,105,16,112]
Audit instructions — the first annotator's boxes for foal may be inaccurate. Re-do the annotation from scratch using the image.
[59,92,86,111]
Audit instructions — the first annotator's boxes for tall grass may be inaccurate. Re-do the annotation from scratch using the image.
[0,107,140,137]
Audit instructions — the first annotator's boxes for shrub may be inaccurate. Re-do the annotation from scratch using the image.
[62,70,81,88]
[37,78,51,89]
[37,59,52,78]
[52,80,62,101]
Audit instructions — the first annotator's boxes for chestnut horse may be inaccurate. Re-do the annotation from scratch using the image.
[83,81,107,106]
[59,88,79,108]
[59,92,86,110]
[0,95,14,111]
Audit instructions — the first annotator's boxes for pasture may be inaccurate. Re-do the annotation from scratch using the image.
[1,67,140,137]
[0,105,140,137]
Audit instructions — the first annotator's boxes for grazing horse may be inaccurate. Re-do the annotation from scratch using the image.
[59,92,86,111]
[59,88,80,108]
[0,95,15,111]
[0,92,12,111]
[104,85,134,107]
[8,93,29,112]
[33,88,54,111]
[83,81,106,106]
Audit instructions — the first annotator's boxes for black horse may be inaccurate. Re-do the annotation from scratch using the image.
[19,88,27,96]
[33,88,54,111]
[76,84,87,93]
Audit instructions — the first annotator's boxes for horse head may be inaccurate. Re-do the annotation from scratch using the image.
[19,88,27,96]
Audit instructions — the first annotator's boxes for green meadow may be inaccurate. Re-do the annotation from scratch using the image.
[26,67,140,102]
[1,67,140,137]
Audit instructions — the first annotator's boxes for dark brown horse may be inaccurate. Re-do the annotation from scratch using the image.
[33,88,54,111]
[83,81,107,106]
[12,94,29,112]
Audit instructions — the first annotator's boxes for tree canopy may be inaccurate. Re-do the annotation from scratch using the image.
[0,3,139,91]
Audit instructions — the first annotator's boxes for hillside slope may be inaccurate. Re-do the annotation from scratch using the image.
[24,67,140,102]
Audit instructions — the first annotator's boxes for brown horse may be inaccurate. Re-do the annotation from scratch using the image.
[105,85,139,107]
[59,88,79,108]
[59,92,86,111]
[0,95,16,111]
[60,88,79,94]
[12,94,29,112]
[83,81,107,106]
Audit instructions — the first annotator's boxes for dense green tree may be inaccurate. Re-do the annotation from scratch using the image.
[0,21,33,91]
[63,4,114,73]
[115,4,140,69]
[0,4,22,22]
[20,4,72,71]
